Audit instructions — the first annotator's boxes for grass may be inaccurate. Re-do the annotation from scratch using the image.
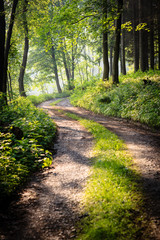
[50,99,64,106]
[61,111,146,240]
[70,70,160,129]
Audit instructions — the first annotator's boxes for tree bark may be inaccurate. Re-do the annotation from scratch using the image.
[18,0,29,97]
[112,0,123,84]
[110,46,113,76]
[102,0,109,81]
[62,50,72,90]
[3,0,19,96]
[0,0,5,94]
[120,14,126,75]
[103,31,109,80]
[149,0,154,69]
[139,0,149,72]
[132,0,139,72]
[51,46,62,93]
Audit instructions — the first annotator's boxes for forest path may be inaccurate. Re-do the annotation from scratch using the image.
[0,98,160,240]
[0,99,94,240]
[48,98,160,240]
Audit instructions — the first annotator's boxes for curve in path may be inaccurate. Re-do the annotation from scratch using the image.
[51,98,160,240]
[0,100,93,240]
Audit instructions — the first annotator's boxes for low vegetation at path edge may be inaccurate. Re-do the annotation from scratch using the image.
[70,70,160,129]
[0,96,56,202]
[28,91,70,105]
[60,111,147,240]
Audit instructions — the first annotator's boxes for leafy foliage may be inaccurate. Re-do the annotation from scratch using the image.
[70,71,160,129]
[0,96,56,201]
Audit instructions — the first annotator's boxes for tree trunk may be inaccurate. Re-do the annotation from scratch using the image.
[149,0,154,69]
[157,1,160,70]
[102,0,109,81]
[0,0,5,95]
[139,0,149,71]
[18,0,29,97]
[103,31,109,80]
[133,0,139,72]
[51,46,62,93]
[62,50,72,90]
[3,0,19,96]
[120,14,126,75]
[71,42,75,80]
[112,0,123,84]
[110,46,113,76]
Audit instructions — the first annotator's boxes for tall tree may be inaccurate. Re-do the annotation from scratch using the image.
[0,0,5,95]
[0,0,19,102]
[102,0,109,81]
[132,0,139,72]
[3,0,19,97]
[18,0,29,97]
[112,0,123,84]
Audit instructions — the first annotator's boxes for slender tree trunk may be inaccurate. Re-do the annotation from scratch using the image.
[18,0,29,97]
[102,0,109,81]
[51,46,62,93]
[103,31,109,80]
[139,0,149,71]
[62,50,72,90]
[8,71,13,100]
[133,0,139,72]
[110,46,113,76]
[0,0,5,95]
[157,1,160,70]
[3,0,19,96]
[71,42,75,80]
[112,0,123,84]
[120,14,126,75]
[149,0,154,69]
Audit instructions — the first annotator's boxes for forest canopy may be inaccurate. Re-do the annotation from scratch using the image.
[0,0,160,101]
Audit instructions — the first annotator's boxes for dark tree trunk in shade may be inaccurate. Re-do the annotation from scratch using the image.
[3,0,19,96]
[18,0,29,97]
[112,0,123,84]
[51,46,62,93]
[120,14,126,75]
[132,0,139,72]
[149,0,154,69]
[139,0,149,72]
[157,0,160,70]
[0,0,5,94]
[110,46,113,76]
[103,31,109,80]
[102,0,109,81]
[62,50,72,90]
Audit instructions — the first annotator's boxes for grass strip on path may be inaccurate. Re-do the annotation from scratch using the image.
[59,110,147,240]
[49,99,64,106]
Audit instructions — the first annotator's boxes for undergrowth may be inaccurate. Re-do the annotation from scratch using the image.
[61,111,146,240]
[0,96,56,201]
[70,70,160,129]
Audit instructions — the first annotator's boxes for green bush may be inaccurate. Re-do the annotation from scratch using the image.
[0,96,56,201]
[70,71,160,128]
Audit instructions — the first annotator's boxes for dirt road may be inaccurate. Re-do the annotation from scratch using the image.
[0,98,160,240]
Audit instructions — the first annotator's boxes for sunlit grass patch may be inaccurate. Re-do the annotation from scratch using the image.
[50,99,63,106]
[64,112,145,240]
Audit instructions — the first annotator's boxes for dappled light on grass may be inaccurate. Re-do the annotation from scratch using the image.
[64,112,146,240]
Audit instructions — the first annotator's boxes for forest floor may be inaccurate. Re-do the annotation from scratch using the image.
[0,98,160,240]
